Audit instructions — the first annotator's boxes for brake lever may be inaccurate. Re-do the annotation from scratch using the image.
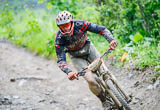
[100,48,112,59]
[78,71,86,76]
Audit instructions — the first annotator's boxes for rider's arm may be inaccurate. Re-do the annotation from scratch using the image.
[84,21,114,43]
[55,33,72,74]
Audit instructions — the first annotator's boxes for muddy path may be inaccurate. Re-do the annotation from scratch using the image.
[0,39,160,110]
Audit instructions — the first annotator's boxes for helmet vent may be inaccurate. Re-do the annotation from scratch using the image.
[56,10,73,25]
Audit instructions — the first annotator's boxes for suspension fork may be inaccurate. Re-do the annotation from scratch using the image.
[95,77,121,108]
[102,62,130,101]
[112,78,130,101]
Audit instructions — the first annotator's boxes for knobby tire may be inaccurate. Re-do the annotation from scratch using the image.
[106,79,132,110]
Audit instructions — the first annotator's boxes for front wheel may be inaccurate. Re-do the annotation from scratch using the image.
[106,79,132,110]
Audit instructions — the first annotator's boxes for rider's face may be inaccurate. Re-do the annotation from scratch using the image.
[59,23,71,33]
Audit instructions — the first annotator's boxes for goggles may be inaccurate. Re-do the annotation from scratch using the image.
[59,23,71,32]
[59,22,74,37]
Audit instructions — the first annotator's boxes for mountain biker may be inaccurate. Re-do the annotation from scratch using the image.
[55,10,118,109]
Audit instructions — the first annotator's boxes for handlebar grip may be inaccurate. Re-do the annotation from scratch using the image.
[78,71,86,76]
[107,49,112,53]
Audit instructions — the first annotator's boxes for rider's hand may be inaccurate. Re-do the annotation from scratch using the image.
[68,72,78,80]
[109,40,118,50]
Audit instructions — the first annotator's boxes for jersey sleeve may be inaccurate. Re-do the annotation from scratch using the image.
[55,32,72,74]
[85,21,114,43]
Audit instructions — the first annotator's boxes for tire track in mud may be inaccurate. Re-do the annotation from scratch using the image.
[0,39,160,110]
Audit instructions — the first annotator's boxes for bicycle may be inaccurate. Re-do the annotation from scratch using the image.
[77,48,132,110]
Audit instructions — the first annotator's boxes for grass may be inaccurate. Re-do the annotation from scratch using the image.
[0,9,57,58]
[0,8,160,72]
[112,41,160,70]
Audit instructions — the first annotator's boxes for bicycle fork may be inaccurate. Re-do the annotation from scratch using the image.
[102,63,130,103]
[95,76,122,109]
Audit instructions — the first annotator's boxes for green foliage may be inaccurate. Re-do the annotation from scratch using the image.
[75,7,101,24]
[133,32,143,43]
[155,65,160,72]
[123,41,160,69]
[0,0,99,59]
[0,0,160,72]
[88,33,109,54]
[96,0,160,44]
[0,10,13,27]
[0,5,57,58]
[0,3,15,38]
[23,12,42,35]
[93,0,160,71]
[47,0,81,14]
[46,37,56,57]
[151,72,160,82]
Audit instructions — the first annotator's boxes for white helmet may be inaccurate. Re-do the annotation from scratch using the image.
[56,10,74,37]
[56,10,73,26]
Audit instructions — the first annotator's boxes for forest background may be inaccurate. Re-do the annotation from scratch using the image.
[0,0,160,81]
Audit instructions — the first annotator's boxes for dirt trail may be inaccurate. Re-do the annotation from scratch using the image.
[0,39,160,110]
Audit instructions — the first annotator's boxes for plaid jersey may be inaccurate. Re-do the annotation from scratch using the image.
[55,20,114,74]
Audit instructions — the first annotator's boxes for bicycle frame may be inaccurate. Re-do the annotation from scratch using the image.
[78,48,131,109]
